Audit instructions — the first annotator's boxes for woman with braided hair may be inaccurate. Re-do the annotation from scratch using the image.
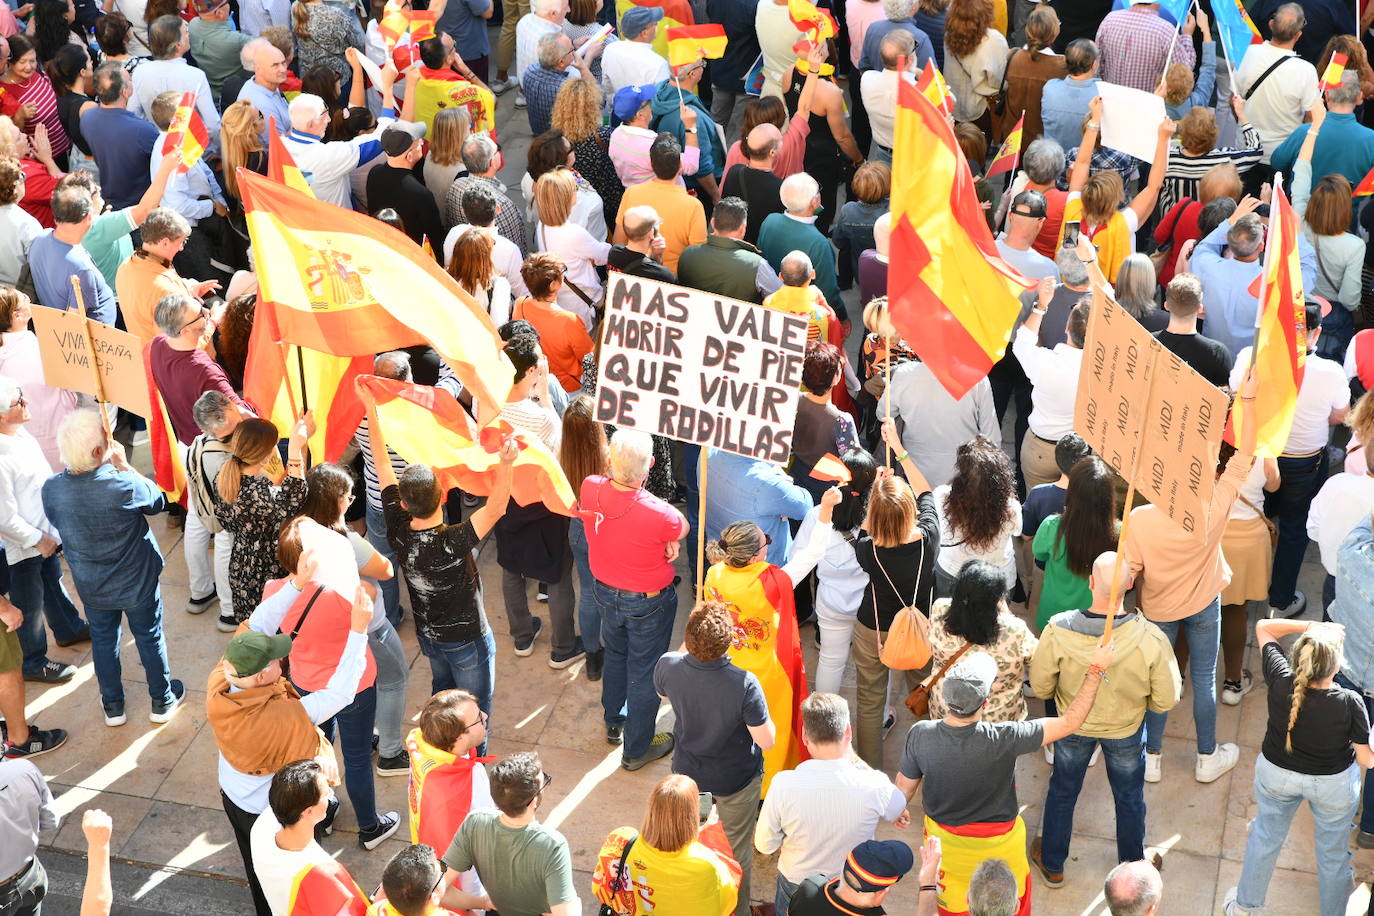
[1225,619,1374,916]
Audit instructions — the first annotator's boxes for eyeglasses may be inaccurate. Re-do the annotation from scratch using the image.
[7,390,25,410]
[177,307,210,335]
[539,771,554,793]
[463,708,489,731]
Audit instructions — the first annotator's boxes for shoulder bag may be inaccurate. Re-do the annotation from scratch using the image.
[1237,492,1278,551]
[598,833,638,916]
[1242,54,1293,100]
[906,640,973,718]
[870,540,932,670]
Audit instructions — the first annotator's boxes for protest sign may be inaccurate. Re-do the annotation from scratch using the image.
[1074,295,1228,536]
[31,306,153,419]
[594,274,807,464]
[1098,82,1167,164]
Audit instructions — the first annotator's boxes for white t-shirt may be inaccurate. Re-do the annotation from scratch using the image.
[860,69,899,150]
[1307,472,1374,574]
[1230,349,1349,454]
[1227,458,1270,522]
[600,40,671,98]
[1234,43,1320,160]
[249,811,347,916]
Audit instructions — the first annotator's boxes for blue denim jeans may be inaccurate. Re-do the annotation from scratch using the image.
[1236,755,1359,916]
[86,595,174,715]
[1039,727,1147,871]
[595,577,677,760]
[1270,450,1329,607]
[774,874,799,914]
[12,553,87,675]
[418,628,495,756]
[365,502,403,626]
[567,518,602,654]
[1144,598,1221,755]
[368,620,409,760]
[308,683,382,832]
[1334,671,1374,833]
[680,443,701,584]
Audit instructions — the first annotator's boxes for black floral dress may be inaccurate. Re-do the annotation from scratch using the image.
[571,127,621,232]
[215,475,307,621]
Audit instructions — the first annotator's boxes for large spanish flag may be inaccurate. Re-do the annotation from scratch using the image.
[285,859,370,916]
[356,374,576,514]
[238,169,513,423]
[888,74,1033,398]
[704,561,809,797]
[1233,182,1307,458]
[924,817,1032,916]
[406,728,492,852]
[144,343,186,502]
[160,92,207,173]
[267,118,312,195]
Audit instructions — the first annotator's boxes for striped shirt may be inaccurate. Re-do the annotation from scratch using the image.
[1159,122,1264,215]
[355,417,408,514]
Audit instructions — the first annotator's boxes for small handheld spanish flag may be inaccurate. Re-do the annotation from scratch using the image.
[377,0,436,49]
[160,92,207,173]
[666,23,727,69]
[916,59,954,115]
[1319,52,1348,92]
[1355,163,1374,197]
[787,0,837,40]
[809,453,851,484]
[986,113,1023,177]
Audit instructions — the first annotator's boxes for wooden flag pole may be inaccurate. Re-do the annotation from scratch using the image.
[1247,174,1284,372]
[69,277,112,439]
[277,343,301,420]
[696,448,710,595]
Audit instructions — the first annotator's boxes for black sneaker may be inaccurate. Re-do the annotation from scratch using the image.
[376,752,409,777]
[315,797,340,840]
[514,617,543,657]
[24,661,75,683]
[585,649,604,682]
[4,727,68,759]
[55,625,91,648]
[549,637,585,670]
[606,723,623,745]
[216,612,238,634]
[622,733,674,771]
[150,680,186,724]
[359,811,401,850]
[186,593,217,615]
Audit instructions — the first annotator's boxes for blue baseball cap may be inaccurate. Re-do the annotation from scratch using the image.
[613,84,657,121]
[844,840,914,893]
[620,5,663,38]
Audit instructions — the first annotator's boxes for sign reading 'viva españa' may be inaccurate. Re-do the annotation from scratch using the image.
[30,305,152,419]
[594,274,807,464]
[1073,296,1228,536]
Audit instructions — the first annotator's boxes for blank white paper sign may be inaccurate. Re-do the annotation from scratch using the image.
[1098,82,1167,164]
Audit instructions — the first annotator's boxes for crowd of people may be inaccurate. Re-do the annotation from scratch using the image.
[4,0,1374,912]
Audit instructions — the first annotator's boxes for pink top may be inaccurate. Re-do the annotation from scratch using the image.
[580,475,686,592]
[845,0,887,68]
[722,111,812,181]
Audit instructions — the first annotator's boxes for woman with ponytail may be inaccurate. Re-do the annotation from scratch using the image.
[1225,619,1374,916]
[213,414,311,625]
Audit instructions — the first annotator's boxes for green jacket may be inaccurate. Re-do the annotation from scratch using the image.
[676,235,768,303]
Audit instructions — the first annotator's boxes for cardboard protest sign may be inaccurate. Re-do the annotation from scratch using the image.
[31,306,153,418]
[1074,296,1228,536]
[594,274,808,464]
[31,305,102,399]
[87,322,153,418]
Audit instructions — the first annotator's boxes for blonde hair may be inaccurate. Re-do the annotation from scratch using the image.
[0,117,21,159]
[216,417,280,504]
[707,521,765,567]
[1199,162,1241,204]
[640,774,699,853]
[551,77,603,144]
[290,0,310,40]
[1081,170,1124,227]
[220,100,264,201]
[428,107,470,168]
[533,167,576,228]
[1163,62,1195,106]
[1285,625,1344,752]
[865,475,918,548]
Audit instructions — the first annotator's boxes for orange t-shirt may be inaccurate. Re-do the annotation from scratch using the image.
[512,296,594,392]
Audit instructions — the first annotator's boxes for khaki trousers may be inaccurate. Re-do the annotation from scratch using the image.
[851,624,925,769]
[1020,432,1062,493]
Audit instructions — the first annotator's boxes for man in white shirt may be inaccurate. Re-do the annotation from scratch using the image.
[250,760,369,916]
[1307,440,1374,612]
[600,6,669,99]
[1230,300,1350,618]
[859,30,913,163]
[283,93,391,209]
[756,693,908,913]
[1012,284,1088,492]
[1233,2,1319,162]
[514,0,567,106]
[129,15,222,148]
[997,191,1059,282]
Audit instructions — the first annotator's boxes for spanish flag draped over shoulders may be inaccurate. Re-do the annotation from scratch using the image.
[406,727,492,852]
[704,562,809,796]
[286,859,370,916]
[888,72,1033,399]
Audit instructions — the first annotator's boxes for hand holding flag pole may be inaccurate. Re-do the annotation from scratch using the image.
[68,276,112,439]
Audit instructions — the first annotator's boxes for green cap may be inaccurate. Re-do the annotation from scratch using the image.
[223,631,294,678]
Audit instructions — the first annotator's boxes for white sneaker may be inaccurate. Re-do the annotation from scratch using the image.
[514,89,527,109]
[1144,751,1162,783]
[1221,671,1255,706]
[491,76,516,94]
[1196,743,1240,783]
[1089,744,1101,767]
[1223,886,1252,915]
[1044,743,1054,766]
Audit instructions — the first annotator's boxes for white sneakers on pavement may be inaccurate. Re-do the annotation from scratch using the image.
[1145,751,1162,783]
[1195,743,1240,783]
[1221,672,1255,706]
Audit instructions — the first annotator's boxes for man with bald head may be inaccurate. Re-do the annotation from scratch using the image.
[608,205,676,282]
[721,123,784,245]
[1028,551,1180,890]
[1103,860,1162,915]
[236,38,291,144]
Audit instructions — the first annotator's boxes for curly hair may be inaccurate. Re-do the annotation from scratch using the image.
[0,156,23,206]
[1056,455,1117,577]
[685,601,734,662]
[944,0,994,58]
[942,436,1015,553]
[551,77,604,145]
[215,294,256,390]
